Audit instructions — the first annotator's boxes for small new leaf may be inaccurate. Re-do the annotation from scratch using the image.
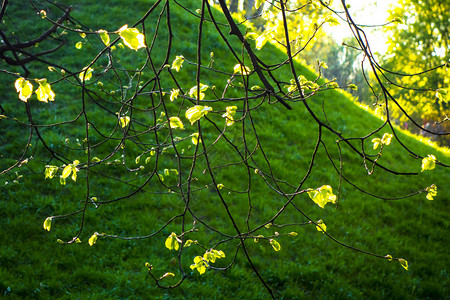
[43,217,52,231]
[97,29,110,46]
[222,106,237,126]
[316,220,327,233]
[421,154,436,172]
[171,55,185,72]
[307,185,336,208]
[88,233,98,246]
[170,89,180,102]
[15,78,34,102]
[79,67,94,82]
[165,232,180,251]
[185,105,212,125]
[169,117,184,130]
[118,25,145,50]
[398,258,408,270]
[120,116,130,128]
[269,239,281,251]
[190,256,208,275]
[35,79,55,103]
[425,184,437,200]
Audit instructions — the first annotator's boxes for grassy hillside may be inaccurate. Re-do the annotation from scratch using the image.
[1,1,449,299]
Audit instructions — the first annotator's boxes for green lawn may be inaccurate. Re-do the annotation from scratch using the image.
[0,1,449,299]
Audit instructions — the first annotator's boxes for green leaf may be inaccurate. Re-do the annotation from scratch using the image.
[43,217,52,231]
[97,29,110,46]
[185,105,212,125]
[14,78,33,102]
[307,185,337,208]
[165,232,179,251]
[269,239,281,251]
[35,78,55,103]
[171,55,185,72]
[118,25,145,50]
[398,258,408,270]
[59,176,66,186]
[421,154,436,172]
[169,116,184,130]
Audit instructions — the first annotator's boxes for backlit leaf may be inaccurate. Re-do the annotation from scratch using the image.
[165,232,179,251]
[79,67,93,81]
[269,239,281,251]
[316,220,327,233]
[185,105,212,125]
[97,29,110,46]
[425,184,437,200]
[118,25,145,50]
[169,116,184,130]
[120,116,130,128]
[398,258,408,270]
[171,55,185,72]
[307,185,336,208]
[88,233,98,246]
[35,78,55,103]
[421,154,436,172]
[14,78,33,102]
[43,217,52,231]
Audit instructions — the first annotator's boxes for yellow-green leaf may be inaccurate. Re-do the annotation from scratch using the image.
[316,220,327,233]
[118,25,145,50]
[269,239,281,251]
[171,55,185,72]
[120,116,130,128]
[288,232,298,236]
[372,138,382,150]
[79,67,94,81]
[426,184,437,200]
[169,116,184,130]
[348,84,358,90]
[222,106,237,126]
[44,165,58,179]
[385,254,393,261]
[233,64,251,75]
[97,29,110,46]
[75,41,83,49]
[61,165,72,179]
[43,217,52,231]
[188,84,209,100]
[381,133,393,146]
[165,232,179,251]
[88,233,98,246]
[217,183,225,190]
[185,105,212,125]
[14,78,34,102]
[35,78,55,103]
[421,154,436,172]
[255,0,264,9]
[191,133,200,145]
[307,185,336,208]
[184,239,194,247]
[170,89,180,102]
[190,256,208,275]
[398,258,408,270]
[160,272,175,279]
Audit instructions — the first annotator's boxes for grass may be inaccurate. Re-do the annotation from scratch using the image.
[1,1,449,299]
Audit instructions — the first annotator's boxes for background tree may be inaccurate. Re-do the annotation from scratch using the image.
[380,0,449,145]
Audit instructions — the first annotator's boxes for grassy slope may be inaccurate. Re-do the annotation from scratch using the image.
[0,1,449,299]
